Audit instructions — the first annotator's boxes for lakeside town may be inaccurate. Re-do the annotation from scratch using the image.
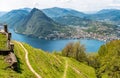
[71,26,120,42]
[42,26,120,42]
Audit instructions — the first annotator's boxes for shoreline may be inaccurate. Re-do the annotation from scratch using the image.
[13,28,120,42]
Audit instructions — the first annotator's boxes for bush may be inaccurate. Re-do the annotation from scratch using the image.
[62,41,87,62]
[87,54,100,69]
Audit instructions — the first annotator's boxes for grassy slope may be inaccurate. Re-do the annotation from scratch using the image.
[22,42,96,78]
[0,41,96,78]
[0,41,36,78]
[0,41,35,78]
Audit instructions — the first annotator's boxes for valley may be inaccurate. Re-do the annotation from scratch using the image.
[0,6,120,78]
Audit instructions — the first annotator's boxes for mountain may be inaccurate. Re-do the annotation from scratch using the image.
[42,7,86,18]
[15,8,65,38]
[96,9,119,14]
[0,8,30,28]
[19,8,32,12]
[88,9,120,24]
[0,12,7,17]
[53,15,116,29]
[53,15,93,26]
[42,8,120,25]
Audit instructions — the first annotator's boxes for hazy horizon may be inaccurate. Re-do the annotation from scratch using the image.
[0,0,120,13]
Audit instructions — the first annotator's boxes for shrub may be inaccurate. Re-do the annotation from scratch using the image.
[62,41,87,62]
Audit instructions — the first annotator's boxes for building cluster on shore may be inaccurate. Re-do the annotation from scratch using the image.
[43,26,120,42]
[71,27,120,42]
[38,29,120,42]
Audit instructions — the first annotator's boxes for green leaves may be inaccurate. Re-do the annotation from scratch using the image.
[97,40,120,78]
[62,42,87,62]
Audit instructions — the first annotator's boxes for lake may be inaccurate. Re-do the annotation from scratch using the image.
[9,29,104,52]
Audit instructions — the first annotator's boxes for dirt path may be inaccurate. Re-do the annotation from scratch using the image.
[63,60,68,78]
[62,58,88,78]
[70,66,88,78]
[16,41,88,78]
[17,42,42,78]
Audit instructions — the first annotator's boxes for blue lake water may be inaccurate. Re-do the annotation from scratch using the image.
[9,29,104,52]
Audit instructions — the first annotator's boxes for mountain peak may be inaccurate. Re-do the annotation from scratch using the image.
[30,8,49,19]
[52,7,61,9]
[31,8,40,12]
[16,7,60,37]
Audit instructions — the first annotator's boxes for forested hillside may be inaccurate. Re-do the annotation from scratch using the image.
[97,40,120,78]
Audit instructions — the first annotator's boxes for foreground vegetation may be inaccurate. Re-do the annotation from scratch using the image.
[0,41,36,78]
[62,40,120,78]
[97,40,120,78]
[23,42,96,78]
[0,41,97,78]
[0,38,119,78]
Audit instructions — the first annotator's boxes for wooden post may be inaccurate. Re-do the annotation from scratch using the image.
[10,43,14,52]
[7,33,11,41]
[7,40,10,49]
[4,24,8,33]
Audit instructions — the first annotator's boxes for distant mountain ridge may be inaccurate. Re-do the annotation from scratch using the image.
[53,15,91,26]
[0,8,30,28]
[87,9,120,24]
[52,14,117,28]
[1,7,120,28]
[42,7,86,18]
[19,8,32,12]
[96,9,120,14]
[42,7,120,25]
[0,12,7,17]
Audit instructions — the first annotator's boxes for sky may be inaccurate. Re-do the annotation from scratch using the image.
[0,0,120,13]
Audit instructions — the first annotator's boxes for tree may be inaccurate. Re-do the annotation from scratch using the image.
[97,40,120,78]
[73,42,86,62]
[62,41,86,62]
[62,42,73,57]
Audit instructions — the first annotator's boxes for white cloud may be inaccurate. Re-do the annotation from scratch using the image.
[113,0,120,4]
[0,0,119,12]
[56,0,71,2]
[109,4,120,7]
[107,0,120,9]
